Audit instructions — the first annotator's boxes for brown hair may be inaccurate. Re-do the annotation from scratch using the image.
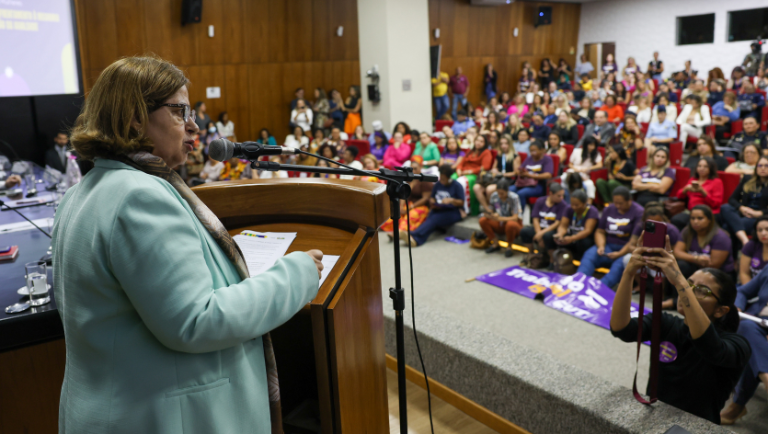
[70,56,189,161]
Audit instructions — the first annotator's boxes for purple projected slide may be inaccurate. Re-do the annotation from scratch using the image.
[0,0,80,97]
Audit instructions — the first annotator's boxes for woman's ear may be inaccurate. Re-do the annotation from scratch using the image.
[131,116,142,133]
[713,305,730,320]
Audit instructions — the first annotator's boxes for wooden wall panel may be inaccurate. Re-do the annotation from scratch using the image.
[430,0,581,107]
[77,0,361,140]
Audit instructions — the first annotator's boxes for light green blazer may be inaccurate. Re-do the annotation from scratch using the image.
[52,159,319,433]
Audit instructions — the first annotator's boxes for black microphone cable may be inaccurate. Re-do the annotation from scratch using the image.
[0,199,52,238]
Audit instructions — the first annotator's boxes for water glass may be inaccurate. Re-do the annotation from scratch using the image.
[25,261,50,306]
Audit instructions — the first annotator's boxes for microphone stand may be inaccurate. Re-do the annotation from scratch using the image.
[250,154,437,434]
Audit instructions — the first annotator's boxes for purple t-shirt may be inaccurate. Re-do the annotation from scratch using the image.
[599,202,644,245]
[441,150,465,164]
[632,220,681,246]
[564,205,599,234]
[520,155,554,187]
[688,229,735,273]
[639,168,676,195]
[741,240,768,278]
[532,196,568,229]
[370,144,389,161]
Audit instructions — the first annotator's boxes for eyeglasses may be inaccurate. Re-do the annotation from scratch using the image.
[156,103,196,124]
[687,279,721,303]
[757,164,768,168]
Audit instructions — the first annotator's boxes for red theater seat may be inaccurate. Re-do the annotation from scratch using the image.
[345,140,370,159]
[577,124,584,139]
[564,144,574,163]
[435,120,454,133]
[669,141,683,167]
[636,147,648,169]
[719,171,740,205]
[669,167,689,197]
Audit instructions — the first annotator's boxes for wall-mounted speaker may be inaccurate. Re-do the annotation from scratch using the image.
[181,0,202,25]
[535,6,551,28]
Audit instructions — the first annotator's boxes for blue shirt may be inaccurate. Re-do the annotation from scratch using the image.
[431,180,465,213]
[452,118,476,136]
[530,123,551,141]
[711,101,741,121]
[737,93,765,117]
[513,140,531,154]
[646,119,678,140]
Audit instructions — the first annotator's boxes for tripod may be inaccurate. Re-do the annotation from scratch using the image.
[250,155,436,434]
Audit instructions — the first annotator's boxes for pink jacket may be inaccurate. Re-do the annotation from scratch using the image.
[382,143,412,169]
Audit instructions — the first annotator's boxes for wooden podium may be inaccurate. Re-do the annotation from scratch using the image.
[193,178,390,434]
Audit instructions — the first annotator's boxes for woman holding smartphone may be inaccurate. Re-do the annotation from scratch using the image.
[671,157,724,230]
[611,235,749,425]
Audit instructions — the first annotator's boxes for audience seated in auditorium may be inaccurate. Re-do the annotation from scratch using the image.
[369,131,389,163]
[575,98,595,124]
[474,135,519,214]
[616,115,644,160]
[484,96,504,118]
[440,137,464,170]
[729,67,747,91]
[413,131,440,170]
[312,88,330,131]
[562,172,592,204]
[510,140,554,214]
[708,79,725,106]
[256,128,277,147]
[382,132,411,169]
[632,148,676,206]
[644,105,677,150]
[677,94,711,145]
[479,179,522,258]
[351,125,367,141]
[452,110,475,137]
[719,155,768,246]
[520,183,567,268]
[507,94,529,119]
[672,157,724,230]
[295,143,317,167]
[737,81,765,120]
[528,113,551,142]
[309,128,325,155]
[504,113,524,141]
[651,94,677,124]
[596,145,636,205]
[737,217,768,286]
[722,264,768,425]
[726,143,761,175]
[552,112,578,145]
[674,205,734,280]
[546,133,568,172]
[512,128,532,154]
[563,136,602,199]
[454,135,493,214]
[711,91,740,140]
[577,110,615,148]
[480,111,504,136]
[683,136,729,172]
[284,125,309,149]
[291,99,313,133]
[544,189,597,261]
[577,186,643,289]
[601,95,624,123]
[368,120,392,146]
[219,157,253,181]
[403,164,464,247]
[627,95,651,124]
[728,116,767,158]
[216,112,235,140]
[338,147,363,181]
[317,143,338,164]
[200,121,221,151]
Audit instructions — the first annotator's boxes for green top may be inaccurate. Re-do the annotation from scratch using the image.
[413,141,441,165]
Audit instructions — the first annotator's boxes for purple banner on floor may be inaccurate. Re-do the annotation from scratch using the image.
[476,266,650,331]
[444,236,470,244]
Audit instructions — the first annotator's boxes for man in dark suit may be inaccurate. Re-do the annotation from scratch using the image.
[576,110,615,148]
[45,132,70,173]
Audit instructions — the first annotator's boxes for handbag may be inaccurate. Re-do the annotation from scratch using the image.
[515,175,538,189]
[526,250,549,269]
[470,231,491,249]
[552,248,577,275]
[664,199,686,218]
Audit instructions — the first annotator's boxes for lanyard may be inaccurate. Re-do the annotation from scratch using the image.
[633,268,664,404]
[501,154,507,174]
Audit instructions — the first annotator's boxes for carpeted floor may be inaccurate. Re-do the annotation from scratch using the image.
[378,228,767,434]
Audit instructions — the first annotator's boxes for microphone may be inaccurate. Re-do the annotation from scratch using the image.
[209,138,296,162]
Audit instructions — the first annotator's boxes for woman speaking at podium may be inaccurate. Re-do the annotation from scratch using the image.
[51,56,323,433]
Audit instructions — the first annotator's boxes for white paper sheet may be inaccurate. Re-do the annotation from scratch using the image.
[233,231,340,288]
[319,255,340,288]
[0,218,52,234]
[233,231,297,277]
[1,194,55,208]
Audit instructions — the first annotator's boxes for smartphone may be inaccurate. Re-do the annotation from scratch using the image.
[642,220,668,257]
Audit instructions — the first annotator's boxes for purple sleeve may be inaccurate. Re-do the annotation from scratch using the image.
[632,223,643,237]
[564,207,574,221]
[741,240,758,257]
[532,198,544,219]
[710,230,732,252]
[598,207,611,230]
[587,206,599,221]
[542,156,554,175]
[667,224,681,246]
[558,203,571,220]
[664,168,676,181]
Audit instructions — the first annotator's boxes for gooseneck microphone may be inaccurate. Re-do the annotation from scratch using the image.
[0,199,51,238]
[208,138,296,162]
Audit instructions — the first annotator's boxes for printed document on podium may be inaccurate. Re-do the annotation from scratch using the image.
[233,231,339,287]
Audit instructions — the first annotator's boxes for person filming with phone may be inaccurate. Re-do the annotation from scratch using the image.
[610,231,750,425]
